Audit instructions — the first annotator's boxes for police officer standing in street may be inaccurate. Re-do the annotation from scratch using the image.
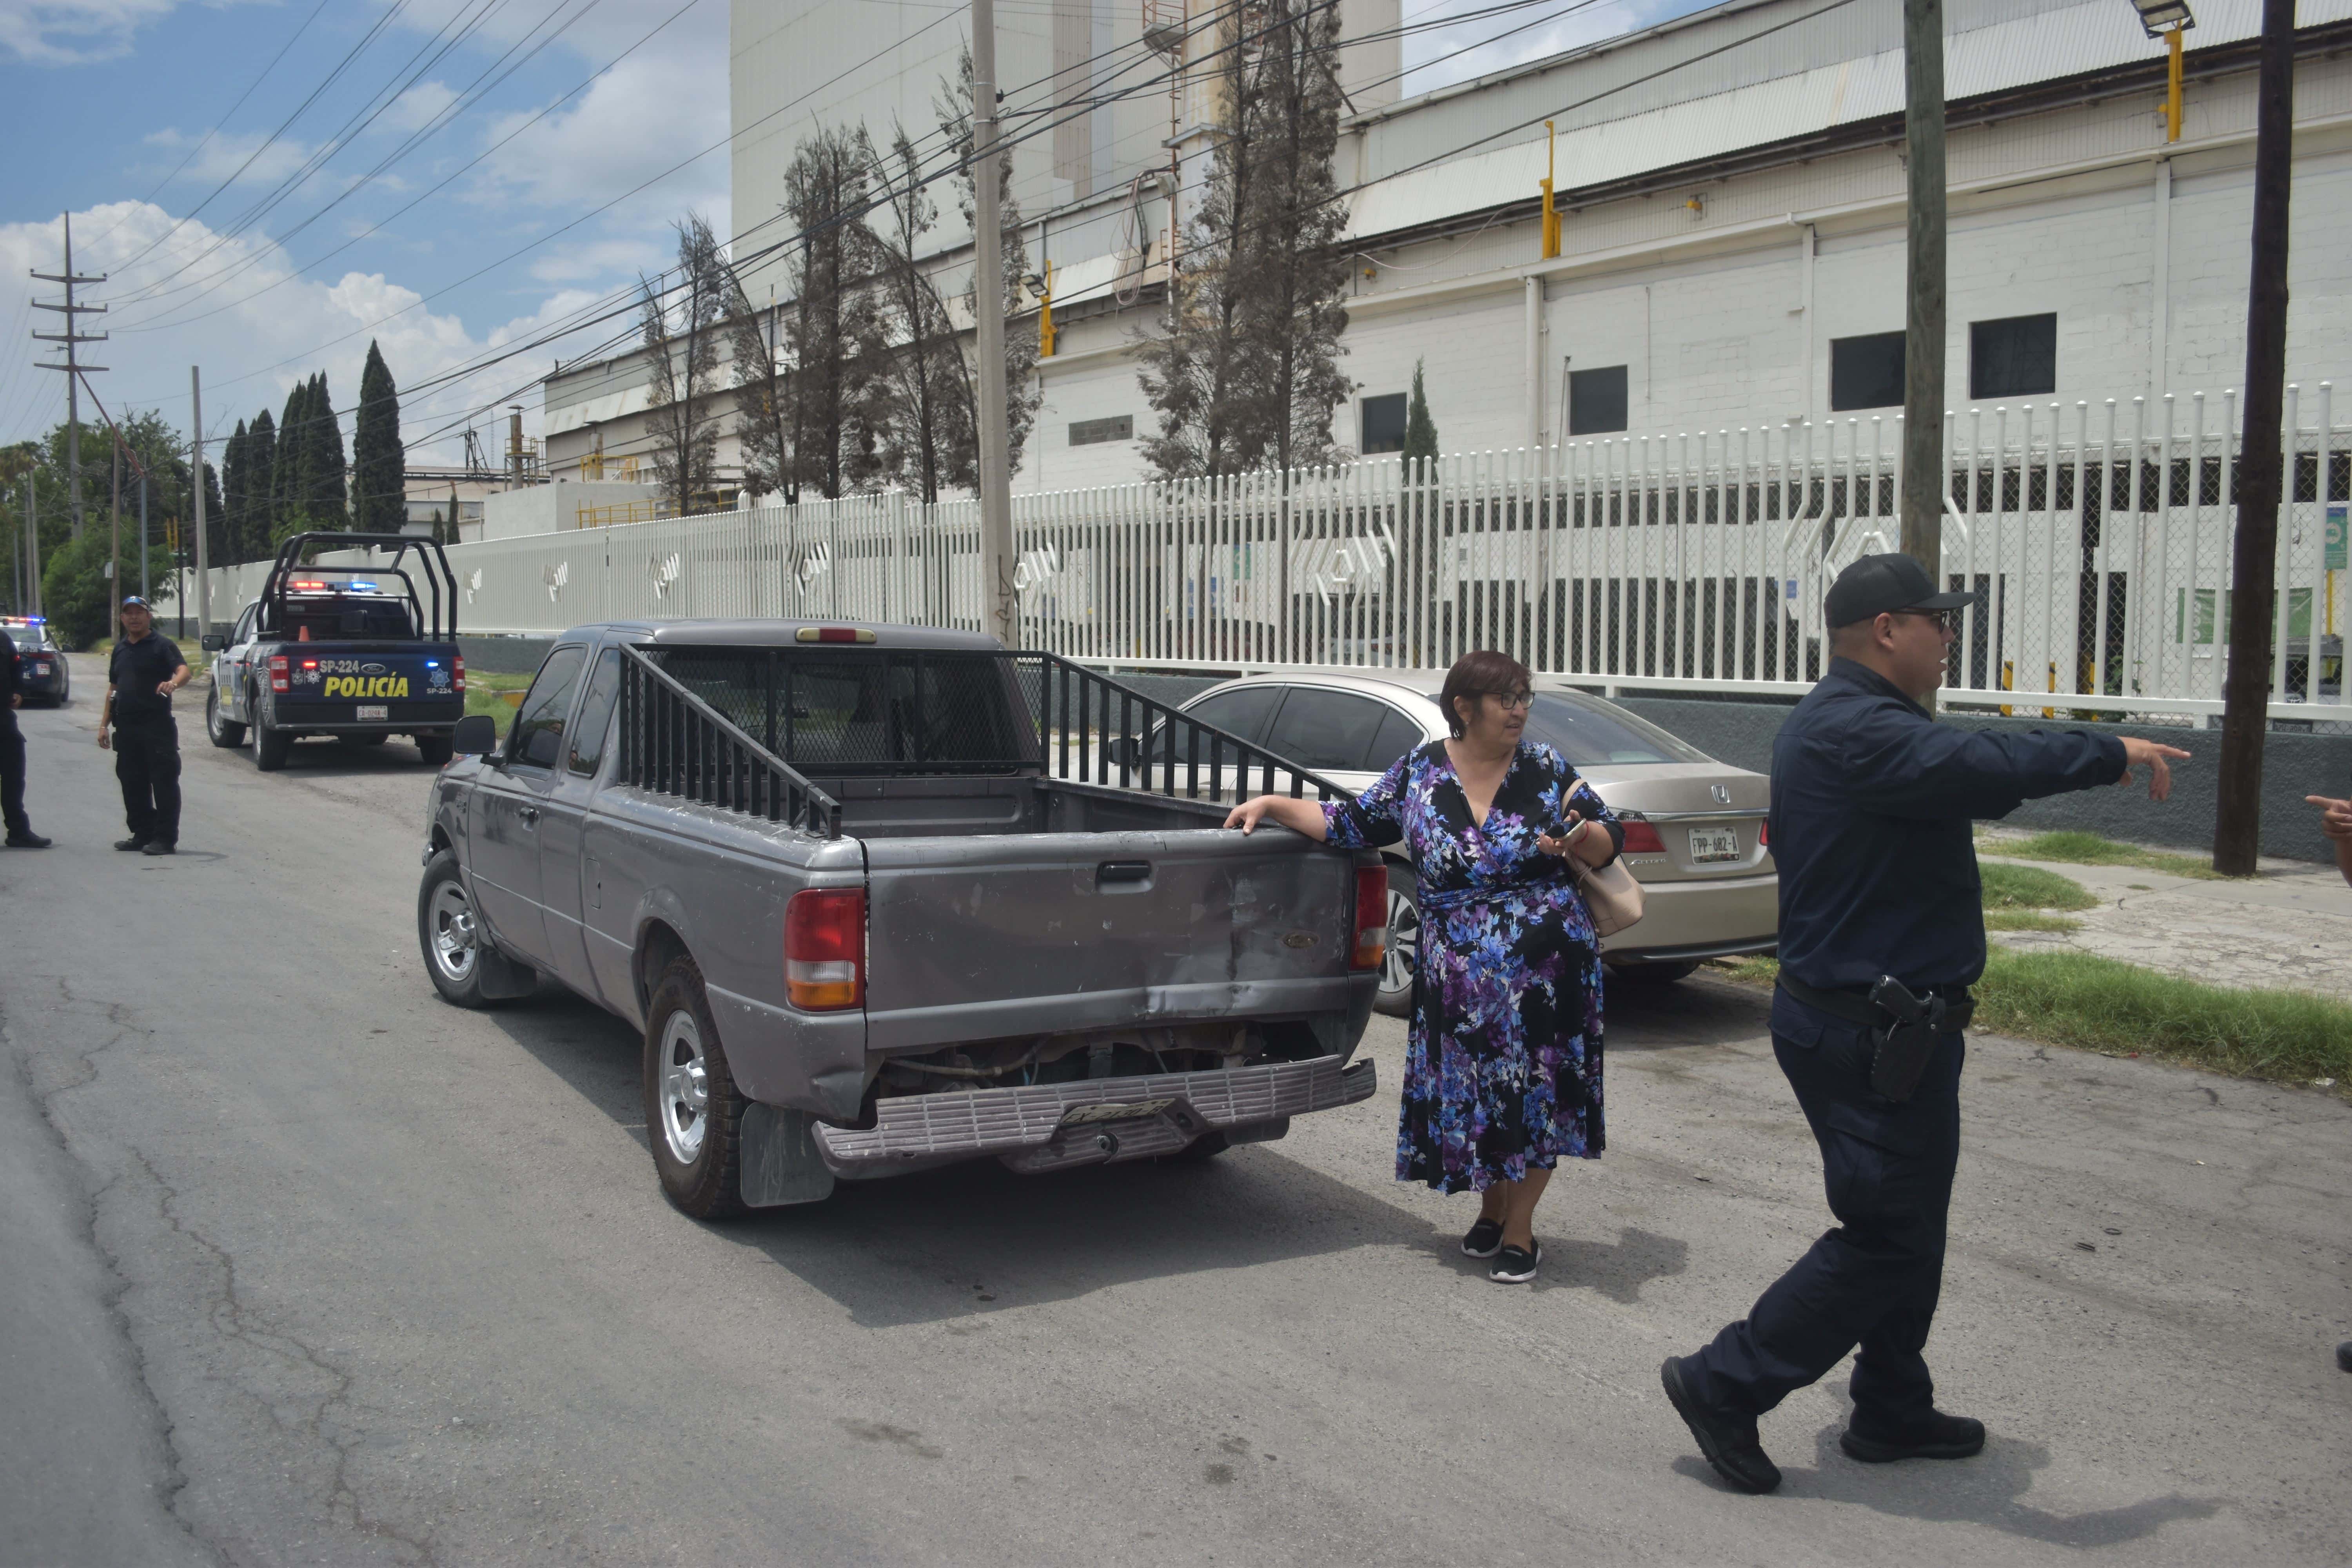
[1,620,51,849]
[1659,554,2192,1495]
[99,595,191,857]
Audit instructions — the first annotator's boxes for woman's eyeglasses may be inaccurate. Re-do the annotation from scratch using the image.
[1489,691,1535,710]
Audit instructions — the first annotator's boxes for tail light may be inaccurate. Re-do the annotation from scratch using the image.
[1620,819,1666,854]
[267,655,290,694]
[785,888,865,1010]
[1352,865,1388,971]
[1759,819,1770,847]
[454,655,466,694]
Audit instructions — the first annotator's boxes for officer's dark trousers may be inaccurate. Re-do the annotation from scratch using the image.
[1685,1013,1965,1428]
[114,716,182,844]
[0,713,27,836]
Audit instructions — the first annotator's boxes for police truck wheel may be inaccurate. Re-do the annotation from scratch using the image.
[255,715,291,771]
[642,956,749,1221]
[417,851,496,1008]
[416,735,454,766]
[205,686,246,748]
[1373,864,1419,1018]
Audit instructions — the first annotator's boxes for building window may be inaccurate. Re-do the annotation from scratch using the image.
[1568,365,1628,435]
[1069,415,1133,446]
[1360,393,1407,454]
[1830,331,1906,412]
[1971,313,2057,400]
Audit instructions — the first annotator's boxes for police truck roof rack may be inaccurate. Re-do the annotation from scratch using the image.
[263,532,460,642]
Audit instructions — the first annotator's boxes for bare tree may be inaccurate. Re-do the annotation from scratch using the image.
[869,124,967,503]
[722,258,792,503]
[641,215,727,517]
[938,50,1041,485]
[782,126,890,501]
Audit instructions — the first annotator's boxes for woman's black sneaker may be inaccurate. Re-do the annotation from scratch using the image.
[1461,1218,1505,1258]
[1489,1242,1541,1283]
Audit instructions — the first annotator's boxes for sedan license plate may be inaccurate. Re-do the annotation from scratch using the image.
[1689,826,1742,864]
[32,661,49,674]
[356,703,389,722]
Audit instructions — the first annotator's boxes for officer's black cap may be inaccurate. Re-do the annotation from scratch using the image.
[120,595,152,609]
[1824,554,1973,628]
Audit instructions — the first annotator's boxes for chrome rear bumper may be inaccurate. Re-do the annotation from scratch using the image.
[811,1053,1376,1178]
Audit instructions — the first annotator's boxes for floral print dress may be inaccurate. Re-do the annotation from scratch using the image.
[1323,740,1621,1193]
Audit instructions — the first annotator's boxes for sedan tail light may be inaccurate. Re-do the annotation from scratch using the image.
[1759,819,1770,847]
[1620,820,1667,855]
[785,888,865,1010]
[1352,865,1387,971]
[267,655,290,694]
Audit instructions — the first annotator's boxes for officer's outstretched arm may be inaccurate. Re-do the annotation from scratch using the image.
[1846,721,2131,820]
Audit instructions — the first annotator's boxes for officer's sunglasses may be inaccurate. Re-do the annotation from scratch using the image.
[1891,608,1964,635]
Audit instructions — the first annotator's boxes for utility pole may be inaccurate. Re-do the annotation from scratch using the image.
[112,429,122,642]
[1900,0,1947,617]
[2214,0,2296,876]
[192,366,211,636]
[30,213,107,540]
[24,480,38,617]
[139,466,150,606]
[971,0,1016,647]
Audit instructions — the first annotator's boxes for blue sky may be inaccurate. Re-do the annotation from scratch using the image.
[0,0,1704,465]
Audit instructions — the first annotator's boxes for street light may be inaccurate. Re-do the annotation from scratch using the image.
[2129,0,2194,143]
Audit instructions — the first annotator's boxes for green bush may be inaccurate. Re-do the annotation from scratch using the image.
[39,530,177,649]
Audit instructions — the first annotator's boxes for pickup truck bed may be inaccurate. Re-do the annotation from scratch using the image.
[421,619,1383,1218]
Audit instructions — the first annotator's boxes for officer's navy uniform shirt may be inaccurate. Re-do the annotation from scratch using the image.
[0,629,19,711]
[108,632,185,725]
[1771,657,2126,994]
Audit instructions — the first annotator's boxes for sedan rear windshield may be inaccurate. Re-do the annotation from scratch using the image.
[1513,693,1710,766]
[647,648,1031,773]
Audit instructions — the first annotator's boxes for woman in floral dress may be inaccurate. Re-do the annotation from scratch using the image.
[1224,651,1624,1283]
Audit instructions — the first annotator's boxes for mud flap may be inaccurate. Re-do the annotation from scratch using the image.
[474,940,540,1002]
[740,1103,838,1207]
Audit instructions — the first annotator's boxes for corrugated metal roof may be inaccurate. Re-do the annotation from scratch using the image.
[1346,0,2352,243]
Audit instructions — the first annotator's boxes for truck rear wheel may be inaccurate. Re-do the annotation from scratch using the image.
[254,702,291,771]
[205,686,246,748]
[643,956,749,1221]
[416,734,453,766]
[418,851,496,1008]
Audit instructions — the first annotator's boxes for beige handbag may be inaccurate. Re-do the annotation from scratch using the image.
[1571,848,1647,937]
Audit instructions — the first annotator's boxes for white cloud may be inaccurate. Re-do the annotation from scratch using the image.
[470,45,730,231]
[0,202,632,464]
[142,127,316,189]
[0,0,175,64]
[382,80,460,136]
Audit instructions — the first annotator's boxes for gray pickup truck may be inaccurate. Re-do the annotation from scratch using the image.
[418,619,1382,1218]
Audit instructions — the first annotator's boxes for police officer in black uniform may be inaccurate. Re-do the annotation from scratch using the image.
[1659,554,2190,1495]
[99,595,191,856]
[1,621,51,848]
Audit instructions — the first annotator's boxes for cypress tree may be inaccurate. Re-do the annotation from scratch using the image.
[1401,358,1439,472]
[307,372,349,528]
[354,342,404,533]
[246,409,278,556]
[273,381,309,541]
[221,420,248,563]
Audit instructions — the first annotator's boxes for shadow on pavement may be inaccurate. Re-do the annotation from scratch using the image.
[1666,1421,2221,1548]
[216,737,447,778]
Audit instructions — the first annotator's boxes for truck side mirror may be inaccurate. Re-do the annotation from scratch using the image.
[200,633,225,652]
[452,714,499,758]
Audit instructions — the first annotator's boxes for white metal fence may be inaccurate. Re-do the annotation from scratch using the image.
[204,383,2349,722]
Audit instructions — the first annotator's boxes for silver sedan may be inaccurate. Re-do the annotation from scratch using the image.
[1164,672,1777,1016]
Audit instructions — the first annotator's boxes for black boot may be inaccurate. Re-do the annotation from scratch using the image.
[1661,1355,1781,1494]
[1840,1408,1987,1463]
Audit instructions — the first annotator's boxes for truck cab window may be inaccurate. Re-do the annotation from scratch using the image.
[511,646,587,769]
[567,649,624,777]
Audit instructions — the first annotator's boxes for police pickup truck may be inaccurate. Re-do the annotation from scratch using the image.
[203,532,465,769]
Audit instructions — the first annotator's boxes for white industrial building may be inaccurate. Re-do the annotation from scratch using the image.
[531,0,2352,509]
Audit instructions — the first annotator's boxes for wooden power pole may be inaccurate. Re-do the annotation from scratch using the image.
[971,0,1017,648]
[2214,0,2297,876]
[1900,0,1947,603]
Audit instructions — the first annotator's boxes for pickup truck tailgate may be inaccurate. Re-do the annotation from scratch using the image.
[281,644,459,708]
[861,828,1365,1052]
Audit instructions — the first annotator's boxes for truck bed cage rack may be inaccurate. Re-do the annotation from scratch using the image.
[261,531,460,642]
[617,644,844,837]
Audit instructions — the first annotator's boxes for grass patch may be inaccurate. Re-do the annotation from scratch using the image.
[1983,829,2232,881]
[464,671,533,736]
[1984,909,2085,933]
[1708,951,2352,1087]
[1979,862,2097,912]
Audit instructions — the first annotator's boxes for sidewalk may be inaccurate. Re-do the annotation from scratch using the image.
[1977,826,2352,1003]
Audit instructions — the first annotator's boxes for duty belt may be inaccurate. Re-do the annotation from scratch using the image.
[1777,971,1975,1033]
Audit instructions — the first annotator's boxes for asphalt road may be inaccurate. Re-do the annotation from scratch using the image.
[3,661,2348,1567]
